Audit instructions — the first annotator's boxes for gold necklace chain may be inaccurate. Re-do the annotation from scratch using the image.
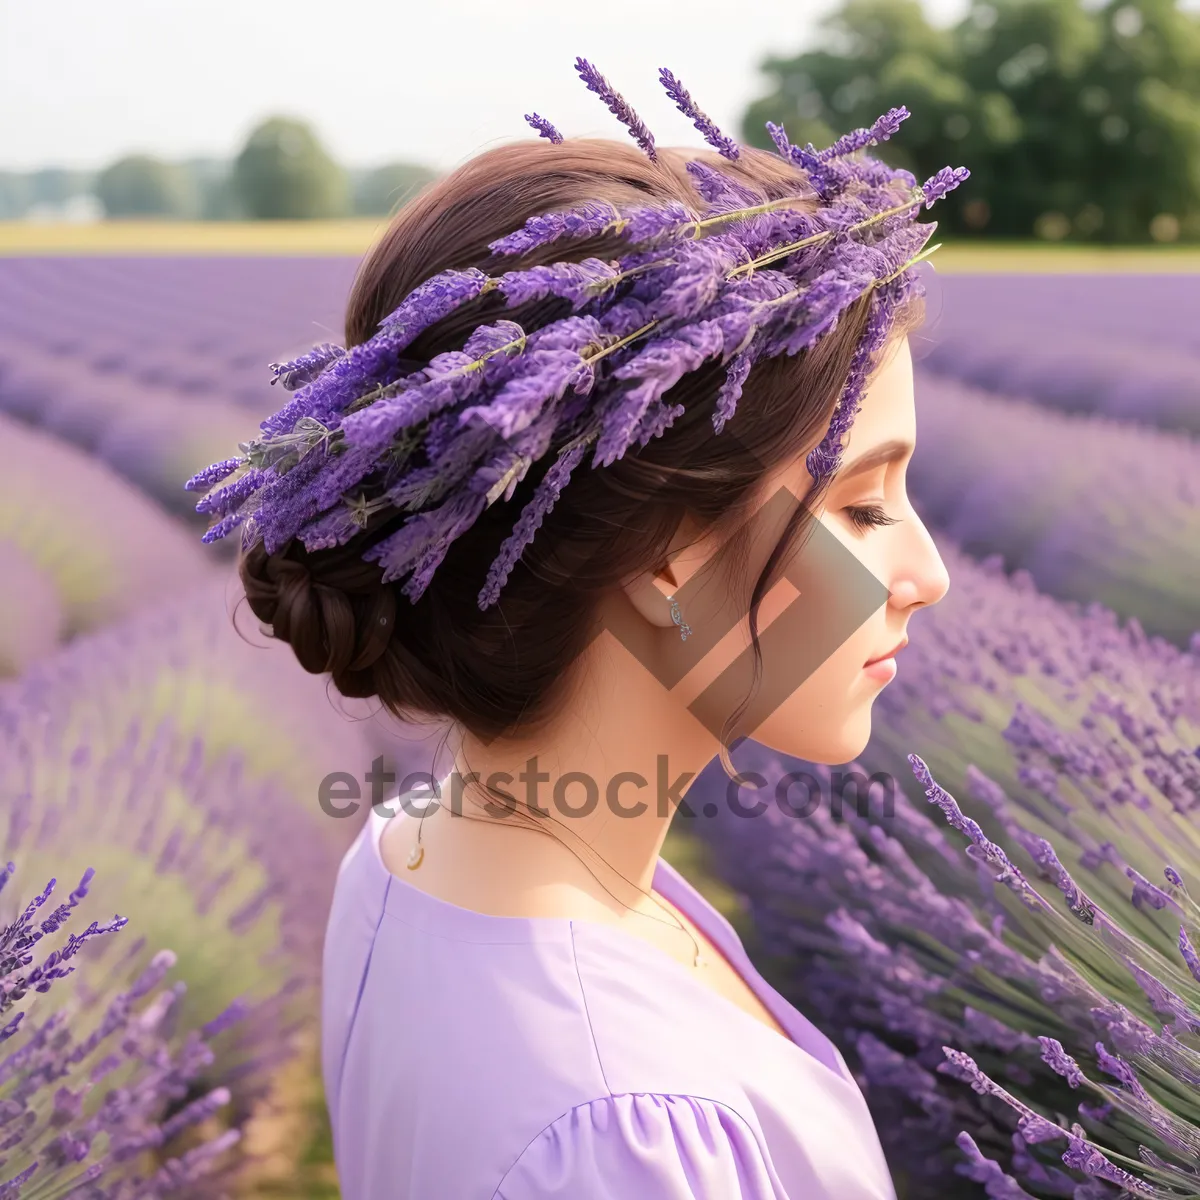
[401,775,709,969]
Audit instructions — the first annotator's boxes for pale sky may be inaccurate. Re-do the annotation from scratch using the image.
[2,0,979,173]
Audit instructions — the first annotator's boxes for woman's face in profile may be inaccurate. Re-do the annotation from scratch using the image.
[678,336,951,767]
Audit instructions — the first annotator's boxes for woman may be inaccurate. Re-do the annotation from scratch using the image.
[195,64,961,1199]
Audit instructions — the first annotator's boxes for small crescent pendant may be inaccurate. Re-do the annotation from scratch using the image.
[406,844,424,870]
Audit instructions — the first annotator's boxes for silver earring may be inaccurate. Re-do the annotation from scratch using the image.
[665,593,692,641]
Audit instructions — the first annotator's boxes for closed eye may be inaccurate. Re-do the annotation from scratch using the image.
[845,504,900,532]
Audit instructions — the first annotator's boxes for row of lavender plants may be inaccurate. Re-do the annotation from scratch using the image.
[0,258,356,519]
[917,273,1200,437]
[0,857,244,1198]
[0,256,451,1195]
[908,372,1200,645]
[0,412,216,674]
[689,537,1200,1198]
[2,256,1197,1197]
[0,569,438,1194]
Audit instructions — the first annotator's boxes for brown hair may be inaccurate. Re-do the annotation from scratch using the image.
[239,137,924,745]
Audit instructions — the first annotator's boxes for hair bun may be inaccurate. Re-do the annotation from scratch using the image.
[247,548,396,678]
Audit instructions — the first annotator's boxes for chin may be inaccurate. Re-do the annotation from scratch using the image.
[749,695,874,768]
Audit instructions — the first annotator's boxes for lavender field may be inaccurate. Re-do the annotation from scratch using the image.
[0,256,1198,1199]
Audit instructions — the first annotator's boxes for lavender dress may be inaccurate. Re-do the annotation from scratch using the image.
[322,807,898,1199]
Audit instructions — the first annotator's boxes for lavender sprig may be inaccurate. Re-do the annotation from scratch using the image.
[377,267,495,332]
[574,57,657,162]
[524,112,563,144]
[922,165,972,208]
[268,342,346,391]
[477,438,591,610]
[488,200,621,257]
[183,457,245,494]
[817,106,910,161]
[658,68,739,160]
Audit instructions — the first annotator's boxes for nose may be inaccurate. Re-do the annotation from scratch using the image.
[886,517,950,612]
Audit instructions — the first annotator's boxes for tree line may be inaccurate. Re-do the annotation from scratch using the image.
[5,0,1198,240]
[0,117,437,221]
[741,0,1200,243]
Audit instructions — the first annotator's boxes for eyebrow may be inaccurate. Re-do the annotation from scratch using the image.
[834,438,914,481]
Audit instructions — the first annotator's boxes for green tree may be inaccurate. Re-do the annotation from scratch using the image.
[742,0,966,177]
[352,162,438,217]
[233,117,349,220]
[742,0,1200,241]
[95,155,195,218]
[178,157,244,220]
[1069,0,1200,241]
[0,173,32,219]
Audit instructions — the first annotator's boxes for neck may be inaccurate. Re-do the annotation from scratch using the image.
[450,593,725,898]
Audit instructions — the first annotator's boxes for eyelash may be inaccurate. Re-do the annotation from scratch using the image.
[845,504,899,532]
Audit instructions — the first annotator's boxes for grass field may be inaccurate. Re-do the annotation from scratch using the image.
[3,220,1200,271]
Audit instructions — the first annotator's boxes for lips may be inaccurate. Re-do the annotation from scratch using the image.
[864,637,908,667]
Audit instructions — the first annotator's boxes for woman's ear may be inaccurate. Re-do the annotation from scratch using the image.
[620,516,721,629]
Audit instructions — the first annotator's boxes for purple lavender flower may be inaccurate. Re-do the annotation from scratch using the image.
[574,57,657,161]
[0,861,243,1195]
[713,350,754,433]
[1179,926,1200,983]
[1038,1037,1085,1088]
[455,318,602,443]
[684,161,759,209]
[477,439,589,610]
[630,237,744,326]
[497,258,619,308]
[186,91,962,611]
[363,486,488,598]
[256,333,419,439]
[1,573,384,1186]
[524,112,563,144]
[807,282,896,479]
[762,121,838,198]
[268,342,346,390]
[337,367,478,456]
[193,466,268,518]
[1061,1136,1153,1192]
[671,520,1200,1194]
[618,202,696,246]
[593,323,724,467]
[464,319,526,360]
[632,399,686,449]
[295,503,366,553]
[460,349,590,440]
[922,165,971,208]
[488,200,620,257]
[183,456,245,493]
[817,107,910,161]
[378,267,494,332]
[955,1133,1042,1199]
[765,120,796,161]
[908,754,1031,892]
[658,68,739,160]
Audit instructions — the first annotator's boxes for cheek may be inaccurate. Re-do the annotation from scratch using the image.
[686,612,877,767]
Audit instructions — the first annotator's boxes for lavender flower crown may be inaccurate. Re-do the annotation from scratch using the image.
[186,60,969,612]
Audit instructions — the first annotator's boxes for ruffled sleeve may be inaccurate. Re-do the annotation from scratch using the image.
[493,1093,790,1199]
